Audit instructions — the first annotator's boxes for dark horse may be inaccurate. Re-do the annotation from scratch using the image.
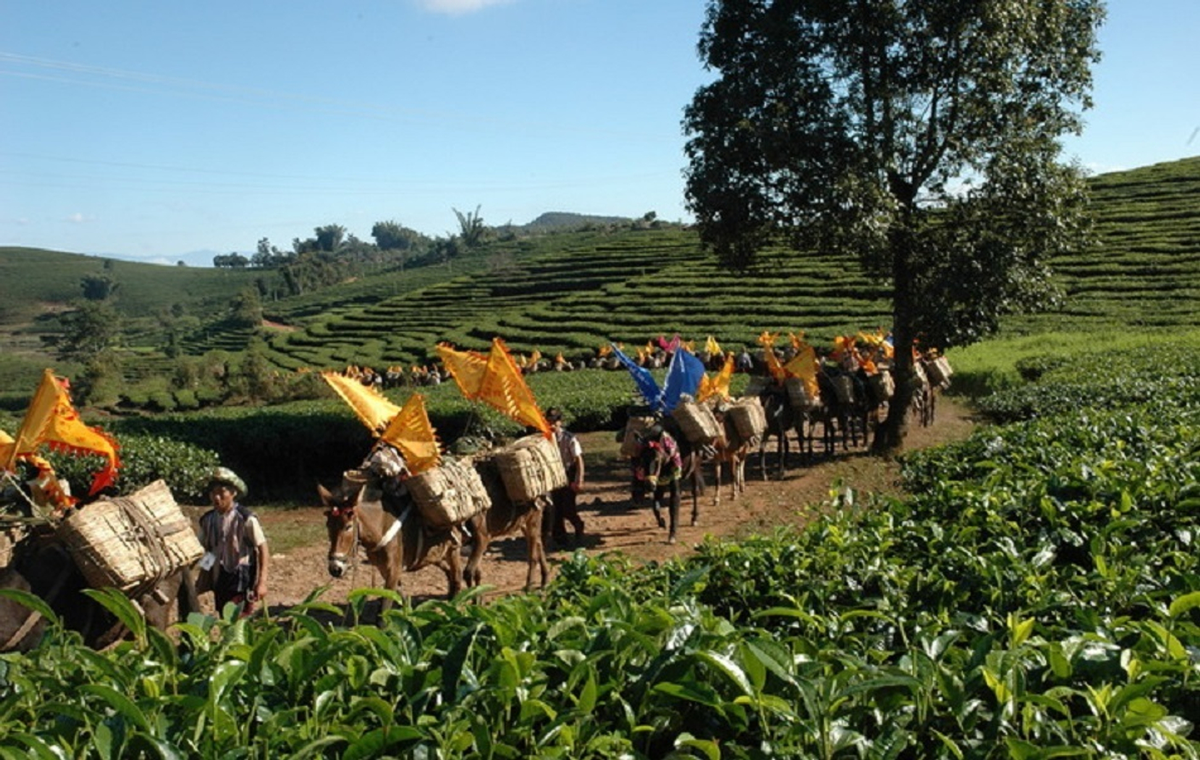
[0,529,199,652]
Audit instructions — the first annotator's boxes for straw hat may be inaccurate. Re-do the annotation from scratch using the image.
[207,467,247,498]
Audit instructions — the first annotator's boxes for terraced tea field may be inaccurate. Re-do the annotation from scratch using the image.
[262,157,1200,370]
[262,229,893,369]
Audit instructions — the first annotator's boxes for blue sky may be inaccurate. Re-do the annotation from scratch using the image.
[2,1,1197,267]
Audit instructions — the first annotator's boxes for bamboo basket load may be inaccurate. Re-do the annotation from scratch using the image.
[831,375,857,405]
[868,370,895,401]
[0,523,30,568]
[56,479,203,593]
[913,360,930,387]
[492,434,568,504]
[672,399,722,444]
[728,396,767,441]
[406,457,492,528]
[924,356,953,388]
[620,414,657,459]
[784,377,819,410]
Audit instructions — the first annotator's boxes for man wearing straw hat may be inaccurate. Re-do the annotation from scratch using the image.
[197,467,269,616]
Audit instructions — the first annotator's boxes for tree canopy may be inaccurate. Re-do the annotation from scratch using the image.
[683,0,1103,448]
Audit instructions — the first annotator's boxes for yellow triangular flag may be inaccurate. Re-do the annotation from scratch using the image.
[5,370,120,496]
[0,429,16,473]
[763,344,787,383]
[478,339,551,437]
[380,394,441,474]
[321,372,401,434]
[437,342,489,399]
[784,343,819,399]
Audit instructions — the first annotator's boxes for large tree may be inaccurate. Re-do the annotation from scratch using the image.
[683,0,1103,449]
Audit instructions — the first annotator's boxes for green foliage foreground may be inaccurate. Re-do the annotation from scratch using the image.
[2,339,1198,757]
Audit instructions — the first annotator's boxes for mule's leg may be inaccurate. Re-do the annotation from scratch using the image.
[758,434,770,482]
[379,544,406,614]
[461,513,488,589]
[778,425,790,479]
[534,503,550,588]
[443,546,464,599]
[666,479,681,543]
[524,503,550,590]
[712,454,723,508]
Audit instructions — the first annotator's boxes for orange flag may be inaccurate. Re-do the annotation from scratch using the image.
[762,344,788,383]
[381,394,441,474]
[784,342,820,399]
[4,370,120,496]
[438,339,551,437]
[321,372,401,433]
[832,335,856,362]
[436,342,489,399]
[479,339,551,437]
[0,429,15,471]
[698,353,735,403]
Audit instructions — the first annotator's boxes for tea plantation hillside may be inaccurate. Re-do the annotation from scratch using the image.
[261,228,893,370]
[3,156,1198,381]
[1008,155,1200,333]
[263,157,1200,370]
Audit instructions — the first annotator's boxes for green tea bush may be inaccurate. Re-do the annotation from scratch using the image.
[45,432,221,501]
[146,389,177,412]
[172,388,199,410]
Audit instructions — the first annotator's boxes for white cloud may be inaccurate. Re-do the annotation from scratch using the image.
[415,0,514,15]
[67,212,88,224]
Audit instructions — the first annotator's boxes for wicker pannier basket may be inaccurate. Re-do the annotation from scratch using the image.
[620,415,657,459]
[868,371,895,401]
[784,377,819,410]
[492,434,568,504]
[728,396,767,441]
[672,399,722,444]
[924,356,953,388]
[56,479,203,593]
[407,457,492,528]
[831,375,857,405]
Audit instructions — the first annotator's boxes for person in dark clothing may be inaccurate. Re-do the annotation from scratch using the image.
[546,408,586,548]
[633,423,683,544]
[197,467,269,617]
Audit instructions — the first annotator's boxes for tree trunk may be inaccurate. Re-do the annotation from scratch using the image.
[873,223,916,453]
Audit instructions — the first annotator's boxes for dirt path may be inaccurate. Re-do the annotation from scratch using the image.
[259,398,978,613]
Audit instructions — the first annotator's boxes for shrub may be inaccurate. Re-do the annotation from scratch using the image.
[147,390,177,412]
[45,432,221,501]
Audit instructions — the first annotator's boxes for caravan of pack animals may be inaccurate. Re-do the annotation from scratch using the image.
[0,328,953,649]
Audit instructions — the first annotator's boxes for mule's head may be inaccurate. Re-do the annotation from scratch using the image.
[318,480,365,578]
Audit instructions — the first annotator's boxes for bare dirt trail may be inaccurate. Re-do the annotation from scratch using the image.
[258,397,978,613]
